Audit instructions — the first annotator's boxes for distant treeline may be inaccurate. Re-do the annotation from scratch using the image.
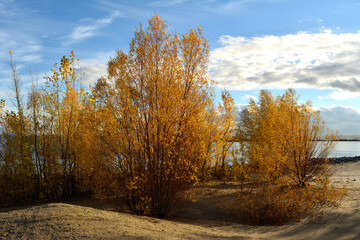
[337,139,360,141]
[316,139,360,141]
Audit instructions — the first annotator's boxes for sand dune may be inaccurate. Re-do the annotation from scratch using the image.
[1,162,359,239]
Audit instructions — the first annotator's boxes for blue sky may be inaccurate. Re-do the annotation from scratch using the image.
[1,0,360,135]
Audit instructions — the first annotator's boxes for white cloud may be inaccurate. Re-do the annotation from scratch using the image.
[210,29,360,92]
[79,51,115,86]
[66,12,121,45]
[329,90,360,100]
[244,94,257,100]
[80,62,107,86]
[320,105,360,135]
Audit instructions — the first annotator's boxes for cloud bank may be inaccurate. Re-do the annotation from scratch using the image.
[320,105,360,135]
[235,104,360,135]
[210,29,360,92]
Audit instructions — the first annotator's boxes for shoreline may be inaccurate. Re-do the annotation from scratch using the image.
[329,156,360,164]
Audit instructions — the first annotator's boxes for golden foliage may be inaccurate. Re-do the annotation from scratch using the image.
[238,89,337,186]
[233,89,345,225]
[0,51,87,206]
[0,17,345,226]
[87,14,216,217]
[235,183,345,225]
[211,90,237,179]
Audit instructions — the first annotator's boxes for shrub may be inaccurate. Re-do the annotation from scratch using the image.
[233,89,345,225]
[234,182,345,225]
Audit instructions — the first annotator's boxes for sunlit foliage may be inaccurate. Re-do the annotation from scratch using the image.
[234,89,344,225]
[0,51,87,206]
[234,182,344,225]
[238,89,336,185]
[0,51,34,205]
[89,14,217,217]
[212,90,237,179]
[0,17,344,225]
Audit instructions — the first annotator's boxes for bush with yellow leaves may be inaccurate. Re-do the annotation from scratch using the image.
[233,89,345,225]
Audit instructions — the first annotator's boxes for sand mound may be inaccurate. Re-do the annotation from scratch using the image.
[1,162,360,239]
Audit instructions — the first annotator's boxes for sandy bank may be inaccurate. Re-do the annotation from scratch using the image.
[0,161,359,239]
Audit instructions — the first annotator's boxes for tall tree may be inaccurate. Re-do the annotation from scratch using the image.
[9,50,29,168]
[98,14,216,217]
[42,51,83,198]
[0,51,34,206]
[0,99,4,124]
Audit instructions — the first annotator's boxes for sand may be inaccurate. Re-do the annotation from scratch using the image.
[0,161,359,240]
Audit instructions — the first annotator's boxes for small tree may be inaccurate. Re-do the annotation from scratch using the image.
[212,90,237,179]
[238,89,336,186]
[276,89,337,186]
[235,89,343,225]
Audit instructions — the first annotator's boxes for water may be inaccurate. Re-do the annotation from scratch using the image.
[330,141,360,158]
[229,141,360,159]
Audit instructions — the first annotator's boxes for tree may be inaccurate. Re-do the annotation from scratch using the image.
[0,51,34,206]
[238,89,337,185]
[27,75,42,198]
[97,14,215,217]
[8,51,31,171]
[212,90,237,179]
[276,89,336,186]
[42,51,83,198]
[0,99,4,124]
[234,89,342,225]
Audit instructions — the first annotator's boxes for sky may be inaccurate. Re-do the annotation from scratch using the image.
[1,0,360,135]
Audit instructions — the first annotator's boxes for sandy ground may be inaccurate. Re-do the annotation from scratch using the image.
[0,162,359,240]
